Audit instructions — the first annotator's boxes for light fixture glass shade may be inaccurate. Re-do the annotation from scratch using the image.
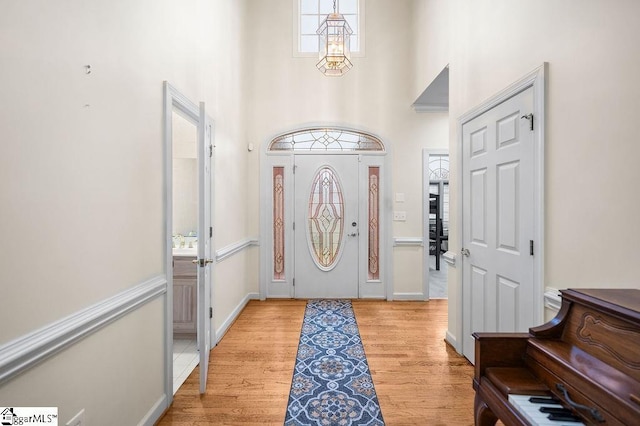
[316,13,353,76]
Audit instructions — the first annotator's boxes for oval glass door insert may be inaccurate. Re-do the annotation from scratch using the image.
[307,166,345,270]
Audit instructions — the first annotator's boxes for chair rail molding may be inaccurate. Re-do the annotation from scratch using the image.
[393,237,423,247]
[0,275,166,386]
[216,237,259,263]
[544,287,562,311]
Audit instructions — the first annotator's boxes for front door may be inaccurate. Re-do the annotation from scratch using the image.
[294,155,359,298]
[461,86,536,363]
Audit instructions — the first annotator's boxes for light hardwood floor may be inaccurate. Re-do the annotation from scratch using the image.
[157,299,476,425]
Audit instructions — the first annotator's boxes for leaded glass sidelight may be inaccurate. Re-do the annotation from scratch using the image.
[307,167,344,270]
[273,167,285,280]
[368,167,380,280]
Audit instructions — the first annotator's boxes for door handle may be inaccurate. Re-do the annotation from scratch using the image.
[461,248,470,257]
[192,258,215,266]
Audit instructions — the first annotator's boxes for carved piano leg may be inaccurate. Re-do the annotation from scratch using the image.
[474,394,498,426]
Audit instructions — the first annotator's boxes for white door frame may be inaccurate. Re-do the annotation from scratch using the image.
[422,148,449,300]
[259,126,390,300]
[455,64,546,356]
[162,82,216,402]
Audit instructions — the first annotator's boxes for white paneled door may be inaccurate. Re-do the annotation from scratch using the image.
[294,155,359,298]
[461,87,536,363]
[197,103,213,394]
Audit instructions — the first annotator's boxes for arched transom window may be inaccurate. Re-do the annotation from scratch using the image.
[268,128,384,152]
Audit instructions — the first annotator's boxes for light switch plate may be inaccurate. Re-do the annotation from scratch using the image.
[393,211,407,221]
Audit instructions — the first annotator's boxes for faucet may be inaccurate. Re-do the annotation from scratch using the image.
[173,234,185,248]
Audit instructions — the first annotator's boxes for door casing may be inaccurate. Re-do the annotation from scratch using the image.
[163,82,216,403]
[260,128,389,300]
[454,64,546,359]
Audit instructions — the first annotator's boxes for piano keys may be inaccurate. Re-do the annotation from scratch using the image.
[472,289,640,426]
[508,395,584,425]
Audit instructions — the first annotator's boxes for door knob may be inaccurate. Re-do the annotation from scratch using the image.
[192,258,215,266]
[348,233,358,237]
[461,248,470,257]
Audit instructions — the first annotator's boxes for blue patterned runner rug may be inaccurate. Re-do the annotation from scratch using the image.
[284,300,385,426]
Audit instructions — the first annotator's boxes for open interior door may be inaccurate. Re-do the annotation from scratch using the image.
[197,102,213,394]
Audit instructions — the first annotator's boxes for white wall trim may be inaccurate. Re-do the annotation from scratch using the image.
[392,292,426,301]
[544,287,562,311]
[0,275,166,387]
[443,251,456,266]
[393,237,423,247]
[445,330,458,351]
[138,394,168,426]
[216,238,259,263]
[215,292,260,344]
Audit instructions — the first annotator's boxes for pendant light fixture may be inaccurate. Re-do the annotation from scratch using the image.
[316,0,353,76]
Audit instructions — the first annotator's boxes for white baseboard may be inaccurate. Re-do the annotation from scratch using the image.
[138,393,168,426]
[392,292,426,301]
[215,292,260,344]
[445,330,460,353]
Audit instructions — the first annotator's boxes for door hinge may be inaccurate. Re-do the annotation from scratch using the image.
[209,144,213,157]
[293,222,295,230]
[293,164,297,174]
[293,278,295,287]
[209,307,213,318]
[530,240,534,256]
[210,226,213,238]
[521,113,534,131]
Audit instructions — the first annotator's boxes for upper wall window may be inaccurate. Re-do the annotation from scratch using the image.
[296,0,363,55]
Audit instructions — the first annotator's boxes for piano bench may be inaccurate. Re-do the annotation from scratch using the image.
[485,367,549,397]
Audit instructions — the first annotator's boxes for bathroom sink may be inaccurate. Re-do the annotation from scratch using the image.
[172,247,197,257]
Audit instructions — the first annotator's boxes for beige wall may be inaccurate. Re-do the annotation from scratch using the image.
[0,0,252,423]
[412,0,640,348]
[245,0,449,298]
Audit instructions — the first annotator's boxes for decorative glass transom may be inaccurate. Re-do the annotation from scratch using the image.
[307,166,345,270]
[429,154,450,180]
[269,128,384,152]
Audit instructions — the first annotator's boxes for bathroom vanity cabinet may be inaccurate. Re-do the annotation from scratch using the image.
[173,256,197,335]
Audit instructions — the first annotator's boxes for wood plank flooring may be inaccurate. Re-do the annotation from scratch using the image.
[157,299,476,425]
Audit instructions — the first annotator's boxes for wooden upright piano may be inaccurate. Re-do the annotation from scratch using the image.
[473,289,640,425]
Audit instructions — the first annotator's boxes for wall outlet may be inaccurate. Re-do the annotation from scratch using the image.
[393,211,407,221]
[66,409,85,426]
